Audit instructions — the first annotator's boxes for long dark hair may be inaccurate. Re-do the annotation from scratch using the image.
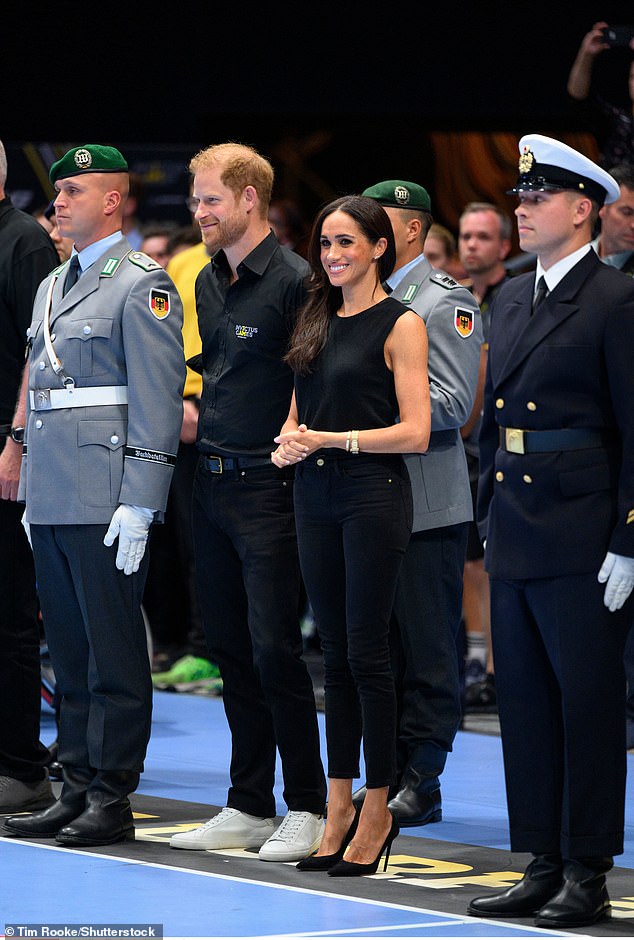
[285,195,396,374]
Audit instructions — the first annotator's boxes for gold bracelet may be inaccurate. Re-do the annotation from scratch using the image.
[350,429,360,455]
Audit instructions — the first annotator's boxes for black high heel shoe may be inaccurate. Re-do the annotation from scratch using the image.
[327,813,399,877]
[296,807,360,872]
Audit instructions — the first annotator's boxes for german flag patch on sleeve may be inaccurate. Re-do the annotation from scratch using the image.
[149,289,171,320]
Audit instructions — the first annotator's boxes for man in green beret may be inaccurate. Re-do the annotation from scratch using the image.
[357,179,481,826]
[3,143,186,847]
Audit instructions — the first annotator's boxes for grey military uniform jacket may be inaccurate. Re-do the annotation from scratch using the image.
[391,256,482,531]
[20,238,185,524]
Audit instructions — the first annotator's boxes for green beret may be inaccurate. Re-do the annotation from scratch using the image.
[362,179,431,212]
[49,144,128,185]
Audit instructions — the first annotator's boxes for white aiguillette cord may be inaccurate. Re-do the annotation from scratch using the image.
[42,273,75,388]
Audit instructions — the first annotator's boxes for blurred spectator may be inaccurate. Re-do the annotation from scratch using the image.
[457,202,513,713]
[143,200,219,693]
[424,222,468,281]
[567,21,634,168]
[140,223,179,267]
[122,171,145,249]
[268,198,309,257]
[593,163,634,274]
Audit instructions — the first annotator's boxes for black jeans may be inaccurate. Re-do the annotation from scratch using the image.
[192,457,326,819]
[0,495,49,781]
[294,454,413,789]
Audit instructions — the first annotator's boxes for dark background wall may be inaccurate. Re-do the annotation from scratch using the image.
[3,4,632,239]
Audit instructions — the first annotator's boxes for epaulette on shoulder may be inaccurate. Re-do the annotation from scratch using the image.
[127,250,162,272]
[430,271,461,290]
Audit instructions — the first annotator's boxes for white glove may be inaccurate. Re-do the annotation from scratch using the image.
[21,510,32,548]
[103,504,154,575]
[597,551,634,612]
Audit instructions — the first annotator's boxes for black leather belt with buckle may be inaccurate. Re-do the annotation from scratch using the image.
[201,455,273,474]
[499,427,609,455]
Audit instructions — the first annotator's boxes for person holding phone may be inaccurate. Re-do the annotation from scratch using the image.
[567,20,634,169]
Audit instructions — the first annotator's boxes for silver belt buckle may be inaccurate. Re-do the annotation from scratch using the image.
[505,427,525,454]
[211,457,223,474]
[33,389,52,411]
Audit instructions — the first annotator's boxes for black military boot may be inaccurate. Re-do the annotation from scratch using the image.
[468,854,563,917]
[534,856,612,928]
[3,765,94,838]
[55,770,139,846]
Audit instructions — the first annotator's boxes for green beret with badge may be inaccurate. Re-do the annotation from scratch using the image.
[362,179,432,212]
[49,144,129,185]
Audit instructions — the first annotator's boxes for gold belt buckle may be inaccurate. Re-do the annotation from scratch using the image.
[505,427,525,454]
[211,456,223,473]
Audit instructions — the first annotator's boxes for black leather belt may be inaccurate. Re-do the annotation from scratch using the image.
[201,454,273,474]
[499,426,609,454]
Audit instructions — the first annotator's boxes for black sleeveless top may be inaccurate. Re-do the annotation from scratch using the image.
[295,296,409,441]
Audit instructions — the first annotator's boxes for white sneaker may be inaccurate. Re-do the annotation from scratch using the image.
[169,806,276,850]
[258,810,324,862]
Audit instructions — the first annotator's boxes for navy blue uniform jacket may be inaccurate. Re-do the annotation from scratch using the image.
[477,249,634,580]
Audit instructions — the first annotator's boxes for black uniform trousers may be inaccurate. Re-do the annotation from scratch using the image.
[30,524,152,773]
[491,572,629,860]
[192,458,326,820]
[0,491,49,781]
[390,523,468,778]
[294,454,412,789]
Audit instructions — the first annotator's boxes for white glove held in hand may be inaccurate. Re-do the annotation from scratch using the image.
[103,504,154,575]
[597,551,634,612]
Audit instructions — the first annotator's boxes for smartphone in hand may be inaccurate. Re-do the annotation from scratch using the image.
[600,25,634,48]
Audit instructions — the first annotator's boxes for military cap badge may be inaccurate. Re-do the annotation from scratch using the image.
[518,146,535,175]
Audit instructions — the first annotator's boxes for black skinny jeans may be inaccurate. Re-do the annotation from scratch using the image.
[294,453,413,788]
[192,458,326,819]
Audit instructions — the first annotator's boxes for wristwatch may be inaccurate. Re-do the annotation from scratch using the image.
[10,426,25,444]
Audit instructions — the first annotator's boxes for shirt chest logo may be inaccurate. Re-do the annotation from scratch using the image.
[235,324,259,339]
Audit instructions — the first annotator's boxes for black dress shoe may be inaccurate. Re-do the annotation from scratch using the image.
[3,799,83,838]
[56,793,134,846]
[387,777,441,827]
[535,873,611,927]
[3,765,92,838]
[464,673,497,713]
[468,855,563,917]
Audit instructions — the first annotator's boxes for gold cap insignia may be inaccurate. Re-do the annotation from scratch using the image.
[518,146,534,175]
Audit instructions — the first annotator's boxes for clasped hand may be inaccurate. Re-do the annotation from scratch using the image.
[271,424,318,467]
[598,551,634,612]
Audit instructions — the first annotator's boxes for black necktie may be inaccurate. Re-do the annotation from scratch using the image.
[63,255,81,296]
[532,275,548,314]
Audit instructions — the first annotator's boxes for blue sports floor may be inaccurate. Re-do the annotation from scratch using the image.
[2,689,634,940]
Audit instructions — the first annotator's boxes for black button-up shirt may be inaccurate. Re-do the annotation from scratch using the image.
[195,231,309,457]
